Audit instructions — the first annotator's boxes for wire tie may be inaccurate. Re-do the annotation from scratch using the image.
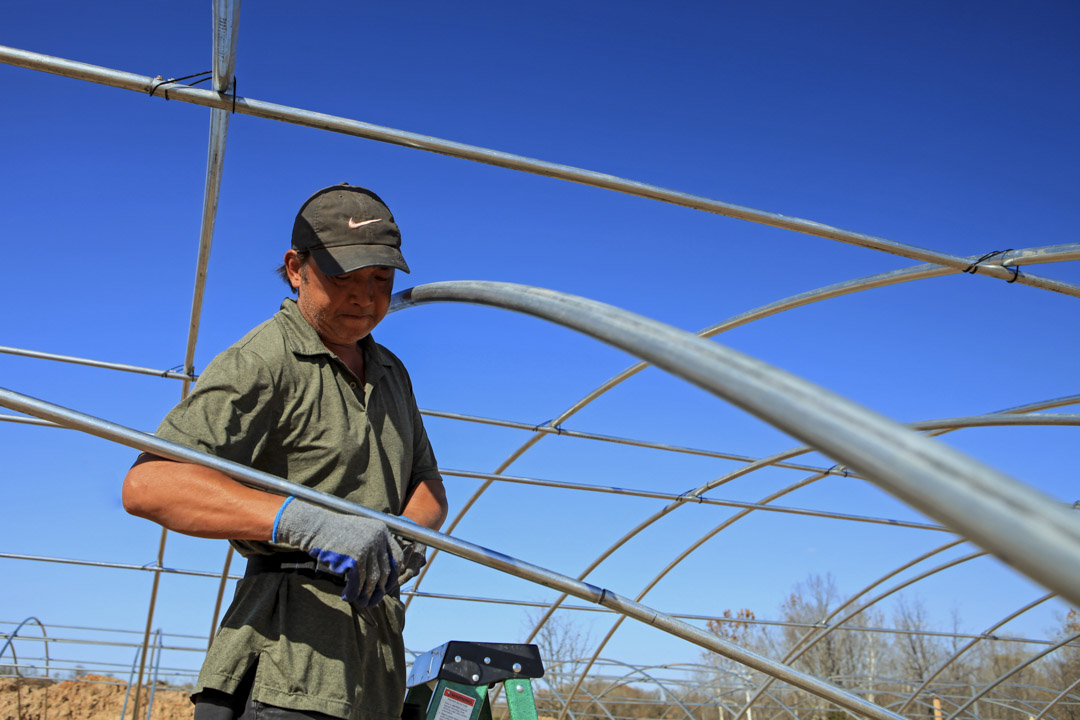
[678,491,704,504]
[963,248,1014,276]
[148,70,213,99]
[534,419,565,435]
[161,364,185,378]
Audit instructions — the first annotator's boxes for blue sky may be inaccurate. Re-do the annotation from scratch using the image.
[1,0,1078,685]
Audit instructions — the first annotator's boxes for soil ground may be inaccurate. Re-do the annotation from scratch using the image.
[0,676,559,720]
[0,674,192,720]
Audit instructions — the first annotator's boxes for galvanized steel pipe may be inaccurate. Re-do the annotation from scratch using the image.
[0,384,906,720]
[389,281,1080,605]
[1,44,1079,298]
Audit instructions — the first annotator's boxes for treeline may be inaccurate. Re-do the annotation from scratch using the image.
[518,575,1080,720]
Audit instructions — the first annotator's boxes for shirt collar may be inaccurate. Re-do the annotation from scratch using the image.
[276,298,392,378]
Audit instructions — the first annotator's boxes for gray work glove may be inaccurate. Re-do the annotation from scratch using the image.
[274,498,395,606]
[390,530,428,587]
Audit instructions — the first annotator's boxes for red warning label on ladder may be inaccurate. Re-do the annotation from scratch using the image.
[434,687,477,720]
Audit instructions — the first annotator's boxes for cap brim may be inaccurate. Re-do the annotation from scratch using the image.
[309,244,411,276]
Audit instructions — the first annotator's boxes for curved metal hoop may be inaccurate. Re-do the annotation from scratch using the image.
[403,247,1080,607]
[391,281,1080,606]
[0,616,51,678]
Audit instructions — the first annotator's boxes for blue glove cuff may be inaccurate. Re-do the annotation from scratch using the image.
[272,497,295,543]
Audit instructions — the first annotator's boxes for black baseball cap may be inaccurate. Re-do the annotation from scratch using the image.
[291,184,410,275]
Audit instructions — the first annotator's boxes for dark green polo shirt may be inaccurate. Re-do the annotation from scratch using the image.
[156,298,441,720]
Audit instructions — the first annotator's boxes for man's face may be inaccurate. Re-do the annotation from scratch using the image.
[285,250,395,346]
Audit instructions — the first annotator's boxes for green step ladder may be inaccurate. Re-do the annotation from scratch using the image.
[404,642,545,720]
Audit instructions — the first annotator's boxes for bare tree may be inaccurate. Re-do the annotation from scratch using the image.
[892,595,943,685]
[779,574,867,686]
[703,609,774,720]
[524,607,594,717]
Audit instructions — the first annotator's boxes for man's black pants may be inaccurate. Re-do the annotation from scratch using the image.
[193,664,339,720]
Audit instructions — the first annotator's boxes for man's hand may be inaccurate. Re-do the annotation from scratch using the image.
[390,534,427,586]
[275,498,394,606]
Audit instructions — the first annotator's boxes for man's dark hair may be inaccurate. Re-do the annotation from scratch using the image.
[276,251,310,294]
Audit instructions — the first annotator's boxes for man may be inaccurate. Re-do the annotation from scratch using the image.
[123,184,448,720]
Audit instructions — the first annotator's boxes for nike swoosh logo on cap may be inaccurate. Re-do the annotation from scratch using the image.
[348,218,382,229]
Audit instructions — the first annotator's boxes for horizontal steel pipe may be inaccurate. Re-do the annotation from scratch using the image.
[439,468,948,531]
[0,571,1061,647]
[0,386,905,720]
[1,44,1079,298]
[0,345,192,381]
[0,414,59,428]
[422,408,846,475]
[390,281,1080,606]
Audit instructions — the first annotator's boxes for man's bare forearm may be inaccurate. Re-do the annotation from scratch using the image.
[402,477,448,530]
[122,454,284,540]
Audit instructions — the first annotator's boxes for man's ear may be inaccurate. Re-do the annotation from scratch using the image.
[283,250,304,291]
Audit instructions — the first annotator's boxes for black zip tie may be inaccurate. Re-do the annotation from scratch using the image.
[963,248,1014,275]
[148,70,213,100]
[161,364,185,378]
[533,420,565,435]
[231,77,238,114]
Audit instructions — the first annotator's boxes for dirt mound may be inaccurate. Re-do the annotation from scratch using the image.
[0,674,191,720]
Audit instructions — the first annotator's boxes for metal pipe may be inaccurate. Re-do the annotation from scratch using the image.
[181,105,230,398]
[0,634,203,654]
[896,593,1057,714]
[145,629,164,720]
[0,551,227,578]
[129,527,166,720]
[9,245,1068,394]
[439,468,949,531]
[0,386,908,720]
[1031,676,1080,720]
[735,549,986,720]
[550,472,826,720]
[0,617,49,679]
[0,345,193,381]
[406,246,1080,603]
[1000,244,1080,266]
[412,408,1076,618]
[390,281,1080,605]
[945,631,1080,720]
[510,448,824,661]
[3,575,1063,647]
[1,43,1078,298]
[139,1,242,694]
[421,408,849,476]
[0,619,201,640]
[212,0,240,93]
[0,414,59,427]
[515,400,1073,673]
[182,0,239,397]
[588,663,699,720]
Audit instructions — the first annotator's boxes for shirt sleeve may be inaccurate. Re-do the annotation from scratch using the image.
[408,396,441,489]
[155,346,280,468]
[396,360,441,493]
